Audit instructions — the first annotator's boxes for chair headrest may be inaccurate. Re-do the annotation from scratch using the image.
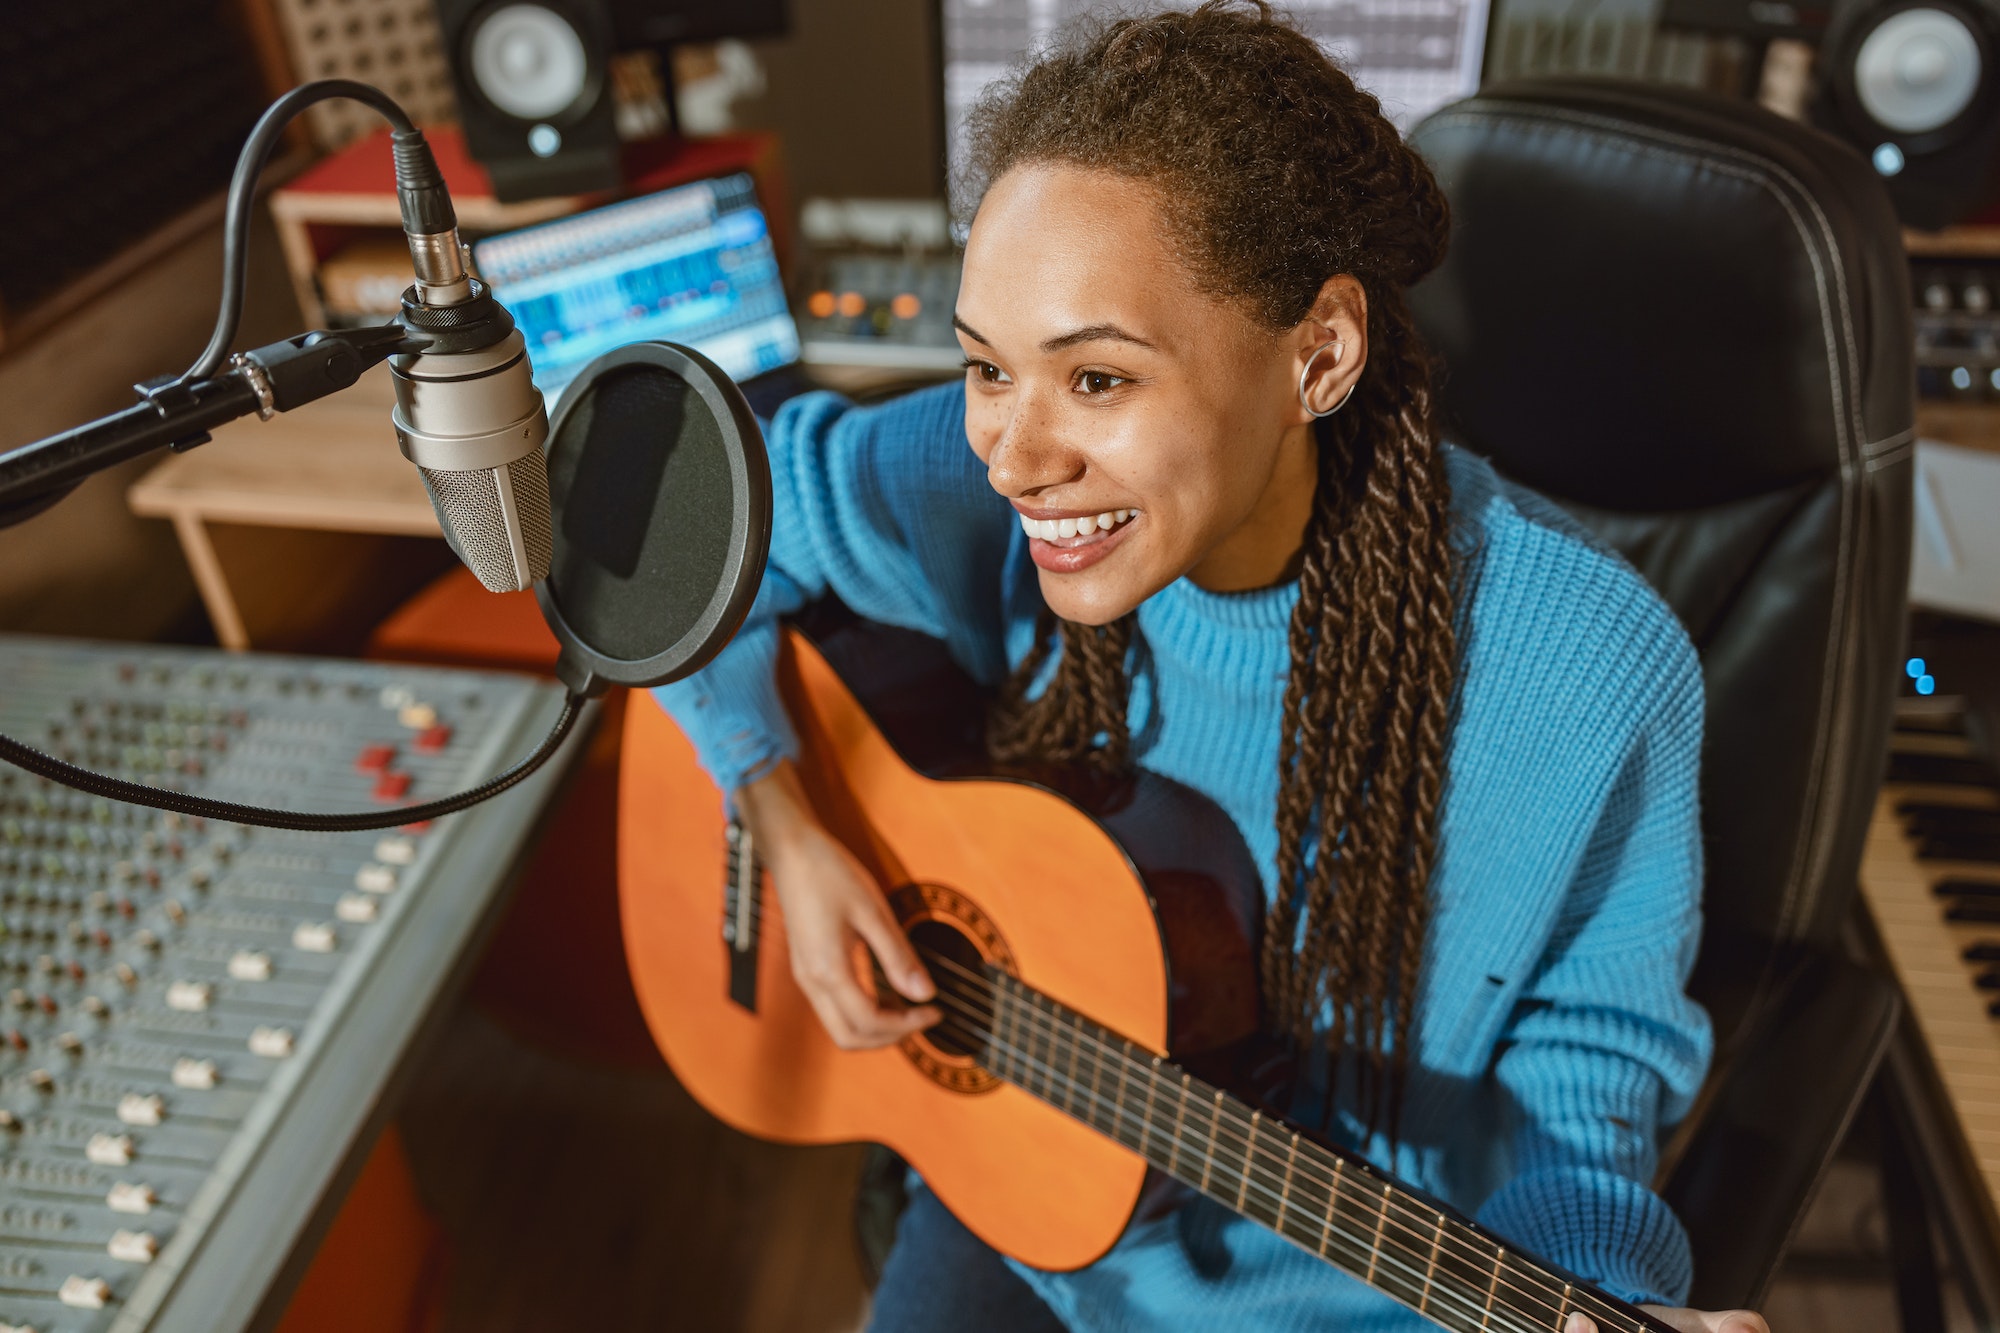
[1408,80,1914,512]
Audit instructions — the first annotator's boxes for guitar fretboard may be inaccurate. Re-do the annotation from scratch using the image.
[922,950,1663,1333]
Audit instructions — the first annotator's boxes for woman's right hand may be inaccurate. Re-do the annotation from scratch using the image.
[737,761,941,1050]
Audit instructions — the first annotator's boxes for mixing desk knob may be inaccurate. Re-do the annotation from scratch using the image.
[113,964,137,987]
[249,1026,294,1059]
[107,1229,157,1264]
[117,1094,164,1127]
[0,1110,19,1133]
[165,982,211,1013]
[172,1058,217,1090]
[335,894,378,924]
[227,951,271,982]
[86,1133,134,1166]
[57,1275,110,1309]
[28,1070,54,1094]
[373,836,417,866]
[106,1181,155,1214]
[355,864,398,894]
[55,1033,81,1057]
[82,996,108,1018]
[292,922,336,953]
[398,703,438,730]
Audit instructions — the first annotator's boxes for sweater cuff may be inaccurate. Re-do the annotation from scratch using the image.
[649,616,799,801]
[1475,1167,1693,1308]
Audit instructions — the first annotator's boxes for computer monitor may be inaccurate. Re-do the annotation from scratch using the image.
[471,172,801,405]
[939,0,1492,190]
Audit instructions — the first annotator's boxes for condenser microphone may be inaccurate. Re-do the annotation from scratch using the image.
[383,131,554,593]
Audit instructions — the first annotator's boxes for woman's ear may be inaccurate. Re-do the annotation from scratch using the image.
[1293,275,1369,422]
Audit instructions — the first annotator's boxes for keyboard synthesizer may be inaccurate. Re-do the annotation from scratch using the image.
[0,636,578,1333]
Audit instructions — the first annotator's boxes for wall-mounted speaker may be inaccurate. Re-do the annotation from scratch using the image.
[1814,0,2000,227]
[433,0,623,202]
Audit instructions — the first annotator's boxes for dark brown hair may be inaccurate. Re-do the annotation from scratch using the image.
[973,1,1458,1132]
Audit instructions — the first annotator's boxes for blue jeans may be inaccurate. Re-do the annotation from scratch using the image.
[866,1184,1070,1332]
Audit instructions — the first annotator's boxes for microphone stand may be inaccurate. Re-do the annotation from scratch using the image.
[0,323,420,529]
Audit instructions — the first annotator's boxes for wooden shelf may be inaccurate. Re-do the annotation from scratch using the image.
[1906,226,2000,259]
[1917,400,2000,456]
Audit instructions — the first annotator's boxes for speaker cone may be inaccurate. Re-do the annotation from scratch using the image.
[467,2,591,121]
[1854,5,1985,133]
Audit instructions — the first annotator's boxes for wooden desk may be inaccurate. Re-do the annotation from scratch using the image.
[127,363,453,651]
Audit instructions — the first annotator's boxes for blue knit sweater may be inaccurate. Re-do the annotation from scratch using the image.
[655,383,1713,1329]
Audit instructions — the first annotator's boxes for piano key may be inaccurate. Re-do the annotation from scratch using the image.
[1963,942,2000,962]
[1948,900,2000,923]
[1900,804,2000,835]
[1918,835,2000,864]
[1938,879,2000,900]
[1888,751,1999,787]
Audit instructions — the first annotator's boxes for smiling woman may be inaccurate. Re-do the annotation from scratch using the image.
[649,4,1761,1333]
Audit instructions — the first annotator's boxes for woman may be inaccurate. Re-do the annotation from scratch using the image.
[657,5,1767,1330]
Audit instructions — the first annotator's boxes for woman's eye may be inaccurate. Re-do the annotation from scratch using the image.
[962,358,1010,385]
[1076,370,1127,395]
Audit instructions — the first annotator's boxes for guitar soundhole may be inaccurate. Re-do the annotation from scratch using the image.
[909,918,988,1059]
[886,882,1016,1096]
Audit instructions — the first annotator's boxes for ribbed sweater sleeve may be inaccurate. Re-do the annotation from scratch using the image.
[1472,607,1710,1308]
[650,384,1012,797]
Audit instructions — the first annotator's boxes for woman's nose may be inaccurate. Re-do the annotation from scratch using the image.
[985,395,1082,497]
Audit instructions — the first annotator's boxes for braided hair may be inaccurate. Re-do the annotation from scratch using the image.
[972,1,1458,1133]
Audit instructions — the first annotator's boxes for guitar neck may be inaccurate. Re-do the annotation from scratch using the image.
[926,952,1669,1333]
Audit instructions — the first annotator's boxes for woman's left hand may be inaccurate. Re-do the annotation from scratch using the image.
[1563,1309,1770,1333]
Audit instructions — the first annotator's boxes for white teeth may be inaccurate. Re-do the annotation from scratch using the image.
[1018,509,1139,541]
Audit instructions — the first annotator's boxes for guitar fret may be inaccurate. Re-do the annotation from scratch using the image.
[1275,1130,1298,1237]
[1168,1072,1192,1178]
[1486,1246,1504,1327]
[1083,1017,1107,1138]
[1318,1157,1341,1260]
[1557,1282,1574,1331]
[1418,1209,1444,1316]
[1236,1110,1260,1214]
[1138,1055,1160,1165]
[1364,1183,1391,1285]
[1061,1001,1083,1122]
[1198,1088,1224,1193]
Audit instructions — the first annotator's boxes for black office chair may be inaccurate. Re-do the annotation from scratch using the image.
[1408,81,1917,1309]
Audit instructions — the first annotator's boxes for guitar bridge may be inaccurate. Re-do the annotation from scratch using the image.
[723,820,762,1012]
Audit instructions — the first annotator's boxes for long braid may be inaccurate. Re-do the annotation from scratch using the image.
[970,0,1458,1137]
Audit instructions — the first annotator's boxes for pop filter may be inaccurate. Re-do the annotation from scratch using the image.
[535,342,773,695]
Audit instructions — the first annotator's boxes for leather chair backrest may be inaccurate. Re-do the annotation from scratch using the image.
[1408,81,1915,1029]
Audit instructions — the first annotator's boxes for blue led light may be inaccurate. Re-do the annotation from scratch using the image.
[1953,366,1975,391]
[1874,142,1906,176]
[1907,657,1926,678]
[1917,674,1936,696]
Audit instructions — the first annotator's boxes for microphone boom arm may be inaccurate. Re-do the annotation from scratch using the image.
[0,323,423,527]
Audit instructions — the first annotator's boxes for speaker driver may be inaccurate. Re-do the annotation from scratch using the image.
[467,3,593,121]
[1854,6,1985,133]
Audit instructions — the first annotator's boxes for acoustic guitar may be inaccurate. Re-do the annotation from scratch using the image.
[619,614,1678,1333]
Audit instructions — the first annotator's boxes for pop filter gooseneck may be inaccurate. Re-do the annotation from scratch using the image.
[536,342,774,694]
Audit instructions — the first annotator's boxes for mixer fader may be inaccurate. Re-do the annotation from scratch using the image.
[0,637,579,1333]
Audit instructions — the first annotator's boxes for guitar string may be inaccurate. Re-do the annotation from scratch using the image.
[916,956,1635,1333]
[919,962,1628,1333]
[723,863,1643,1333]
[919,979,1578,1333]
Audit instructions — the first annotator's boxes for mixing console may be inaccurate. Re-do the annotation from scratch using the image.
[0,636,578,1333]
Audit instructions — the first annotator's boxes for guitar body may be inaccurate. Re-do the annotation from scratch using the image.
[618,615,1267,1271]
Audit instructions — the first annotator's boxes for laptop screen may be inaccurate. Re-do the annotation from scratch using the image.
[471,172,801,405]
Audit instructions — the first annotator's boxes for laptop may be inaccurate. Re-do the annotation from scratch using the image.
[471,171,813,418]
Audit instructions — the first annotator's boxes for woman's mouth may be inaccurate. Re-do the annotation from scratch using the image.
[1018,507,1140,573]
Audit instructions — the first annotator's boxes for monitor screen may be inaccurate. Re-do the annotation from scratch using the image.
[940,0,1491,192]
[472,172,801,405]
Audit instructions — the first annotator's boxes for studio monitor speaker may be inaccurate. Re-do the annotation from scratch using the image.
[1814,0,2000,226]
[433,0,622,202]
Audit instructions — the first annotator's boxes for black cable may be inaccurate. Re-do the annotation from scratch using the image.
[0,81,588,829]
[182,79,416,386]
[0,694,585,832]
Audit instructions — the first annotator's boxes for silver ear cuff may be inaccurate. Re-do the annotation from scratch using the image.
[1298,338,1357,419]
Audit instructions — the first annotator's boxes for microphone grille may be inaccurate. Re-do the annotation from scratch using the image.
[419,451,554,593]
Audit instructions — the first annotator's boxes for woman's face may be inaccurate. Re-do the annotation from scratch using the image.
[957,163,1366,625]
